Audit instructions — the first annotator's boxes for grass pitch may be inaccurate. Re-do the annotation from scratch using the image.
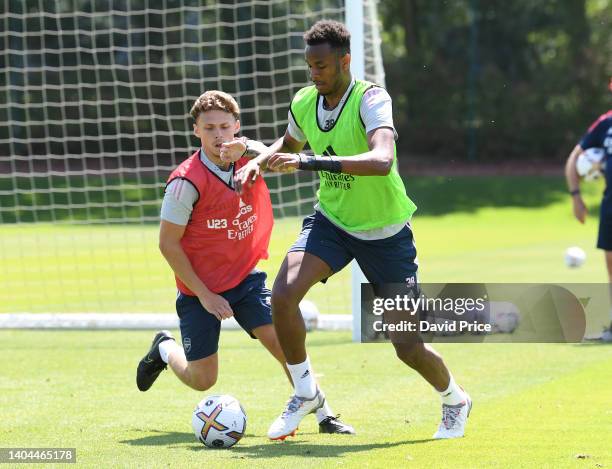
[1,175,611,468]
[0,330,611,468]
[0,176,608,314]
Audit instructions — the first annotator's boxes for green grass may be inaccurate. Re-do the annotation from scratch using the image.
[0,176,607,313]
[0,330,610,468]
[1,175,611,467]
[0,217,352,314]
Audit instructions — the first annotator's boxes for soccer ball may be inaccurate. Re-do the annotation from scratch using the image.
[192,395,246,448]
[564,246,586,268]
[576,147,606,181]
[490,308,520,334]
[299,299,320,332]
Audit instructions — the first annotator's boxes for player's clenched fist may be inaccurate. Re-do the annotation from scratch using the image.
[267,153,299,173]
[220,137,247,163]
[198,291,234,320]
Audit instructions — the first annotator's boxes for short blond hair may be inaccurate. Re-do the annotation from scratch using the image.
[190,90,240,121]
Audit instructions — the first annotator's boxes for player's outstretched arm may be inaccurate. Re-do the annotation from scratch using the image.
[564,144,588,224]
[266,127,395,176]
[159,220,233,320]
[234,131,305,192]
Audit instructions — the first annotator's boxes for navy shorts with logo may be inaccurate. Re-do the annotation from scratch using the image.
[176,270,272,361]
[288,211,419,295]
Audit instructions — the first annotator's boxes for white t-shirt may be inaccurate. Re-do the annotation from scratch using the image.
[160,150,233,226]
[287,78,408,240]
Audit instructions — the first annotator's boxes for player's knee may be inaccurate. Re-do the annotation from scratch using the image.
[187,364,217,391]
[190,373,217,392]
[393,341,425,368]
[271,285,301,314]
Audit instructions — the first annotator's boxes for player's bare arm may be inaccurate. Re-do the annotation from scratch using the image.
[219,137,271,163]
[267,126,394,176]
[234,130,305,192]
[159,220,233,320]
[564,144,588,223]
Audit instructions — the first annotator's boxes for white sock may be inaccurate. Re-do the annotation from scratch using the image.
[159,339,181,364]
[315,400,334,423]
[286,356,317,399]
[438,374,467,406]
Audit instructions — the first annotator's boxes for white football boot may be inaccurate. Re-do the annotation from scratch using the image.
[433,392,472,439]
[268,390,324,440]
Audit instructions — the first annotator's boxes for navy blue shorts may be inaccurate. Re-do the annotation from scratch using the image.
[597,196,612,251]
[288,212,418,295]
[175,270,272,361]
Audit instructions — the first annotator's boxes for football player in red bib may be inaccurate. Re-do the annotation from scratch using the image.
[136,90,354,435]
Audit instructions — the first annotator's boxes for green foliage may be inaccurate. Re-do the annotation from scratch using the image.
[2,1,609,164]
[379,0,612,161]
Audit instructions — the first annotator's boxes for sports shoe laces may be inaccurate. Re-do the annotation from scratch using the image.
[441,403,463,429]
[318,414,341,425]
[282,395,304,417]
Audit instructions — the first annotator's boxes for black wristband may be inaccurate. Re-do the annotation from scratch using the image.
[298,154,342,173]
[570,189,581,196]
[240,142,249,158]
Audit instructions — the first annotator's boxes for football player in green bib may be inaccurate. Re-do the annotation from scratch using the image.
[236,20,471,441]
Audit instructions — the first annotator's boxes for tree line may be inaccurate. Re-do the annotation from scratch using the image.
[379,0,612,161]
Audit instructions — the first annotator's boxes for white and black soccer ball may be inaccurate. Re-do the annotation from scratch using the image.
[491,310,520,334]
[565,246,586,268]
[192,395,246,449]
[576,147,606,181]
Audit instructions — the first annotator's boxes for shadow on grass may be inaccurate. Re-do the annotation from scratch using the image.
[121,430,437,457]
[229,438,437,458]
[120,430,195,447]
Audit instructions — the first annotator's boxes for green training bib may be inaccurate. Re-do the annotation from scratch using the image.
[290,79,417,231]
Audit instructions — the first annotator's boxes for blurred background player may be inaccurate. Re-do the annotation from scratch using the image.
[564,77,612,342]
[237,20,471,440]
[136,90,354,434]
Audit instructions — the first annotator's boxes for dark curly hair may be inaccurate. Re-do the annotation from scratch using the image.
[303,20,351,56]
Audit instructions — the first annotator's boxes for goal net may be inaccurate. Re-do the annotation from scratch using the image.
[0,0,385,315]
